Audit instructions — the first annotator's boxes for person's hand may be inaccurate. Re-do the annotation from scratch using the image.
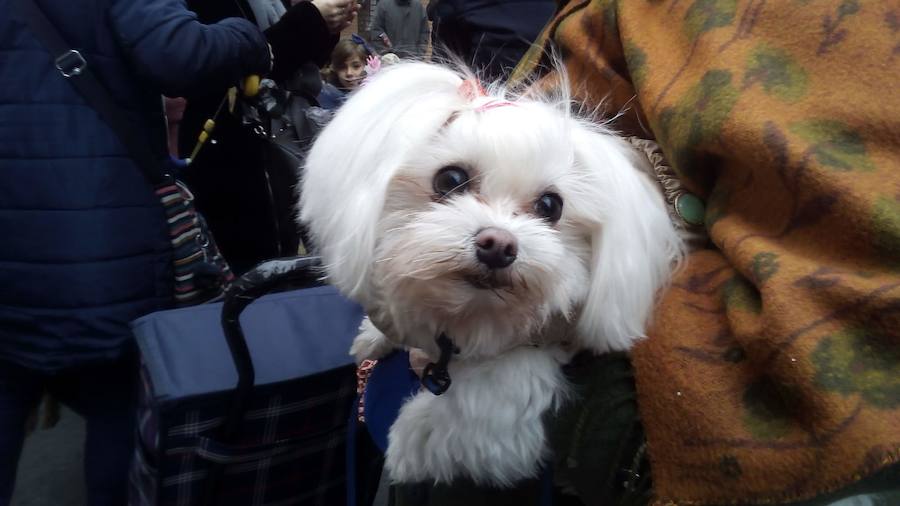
[311,0,359,34]
[378,32,393,48]
[365,54,381,75]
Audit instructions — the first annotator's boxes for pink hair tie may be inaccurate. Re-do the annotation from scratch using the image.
[458,78,485,100]
[475,99,516,112]
[458,79,516,111]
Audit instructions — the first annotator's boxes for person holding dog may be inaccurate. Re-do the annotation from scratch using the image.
[507,2,900,505]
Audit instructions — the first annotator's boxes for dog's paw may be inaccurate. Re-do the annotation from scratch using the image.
[350,317,396,363]
[384,402,437,483]
[384,385,548,487]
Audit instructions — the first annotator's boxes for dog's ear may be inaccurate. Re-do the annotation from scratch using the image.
[300,63,467,299]
[571,128,684,353]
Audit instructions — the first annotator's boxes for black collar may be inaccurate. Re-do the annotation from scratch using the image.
[421,333,459,395]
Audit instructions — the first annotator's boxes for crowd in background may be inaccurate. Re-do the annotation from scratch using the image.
[0,1,553,504]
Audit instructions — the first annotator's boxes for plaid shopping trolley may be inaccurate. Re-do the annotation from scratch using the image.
[129,257,368,506]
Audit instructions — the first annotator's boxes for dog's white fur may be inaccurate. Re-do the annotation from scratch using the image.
[300,62,683,486]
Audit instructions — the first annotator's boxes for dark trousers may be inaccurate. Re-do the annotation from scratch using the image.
[0,359,137,506]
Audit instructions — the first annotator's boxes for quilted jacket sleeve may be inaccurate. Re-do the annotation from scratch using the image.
[107,0,271,96]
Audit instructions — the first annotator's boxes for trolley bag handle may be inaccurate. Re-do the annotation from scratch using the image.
[218,256,323,441]
[203,256,323,506]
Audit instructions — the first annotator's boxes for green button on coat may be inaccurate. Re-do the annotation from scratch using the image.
[675,192,705,227]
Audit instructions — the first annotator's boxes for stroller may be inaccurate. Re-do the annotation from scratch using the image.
[129,257,382,506]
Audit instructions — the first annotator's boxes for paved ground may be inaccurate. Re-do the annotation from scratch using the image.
[12,407,85,506]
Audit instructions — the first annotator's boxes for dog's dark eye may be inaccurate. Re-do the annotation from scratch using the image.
[533,193,563,223]
[433,166,470,197]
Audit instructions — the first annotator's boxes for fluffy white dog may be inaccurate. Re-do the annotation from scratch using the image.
[300,62,683,487]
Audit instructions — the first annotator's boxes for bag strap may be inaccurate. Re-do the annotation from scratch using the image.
[15,0,167,185]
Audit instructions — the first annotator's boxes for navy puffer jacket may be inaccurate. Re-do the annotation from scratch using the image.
[0,0,270,372]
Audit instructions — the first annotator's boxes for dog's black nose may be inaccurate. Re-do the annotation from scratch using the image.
[474,227,518,269]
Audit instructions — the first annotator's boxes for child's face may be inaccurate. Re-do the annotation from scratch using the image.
[337,56,365,90]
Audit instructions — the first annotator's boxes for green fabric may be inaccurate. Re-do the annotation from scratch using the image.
[548,353,650,506]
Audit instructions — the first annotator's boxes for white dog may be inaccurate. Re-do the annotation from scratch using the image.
[300,62,683,487]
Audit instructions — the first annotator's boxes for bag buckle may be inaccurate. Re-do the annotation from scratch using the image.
[55,50,86,78]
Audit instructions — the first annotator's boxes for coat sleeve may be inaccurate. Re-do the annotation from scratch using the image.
[108,0,271,96]
[263,1,338,82]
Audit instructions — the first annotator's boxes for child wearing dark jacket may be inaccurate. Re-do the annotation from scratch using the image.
[318,37,371,110]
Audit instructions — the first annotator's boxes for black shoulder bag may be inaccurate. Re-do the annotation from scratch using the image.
[16,0,234,306]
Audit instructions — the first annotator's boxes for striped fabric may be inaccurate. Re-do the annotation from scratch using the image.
[155,181,233,306]
[129,363,358,506]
